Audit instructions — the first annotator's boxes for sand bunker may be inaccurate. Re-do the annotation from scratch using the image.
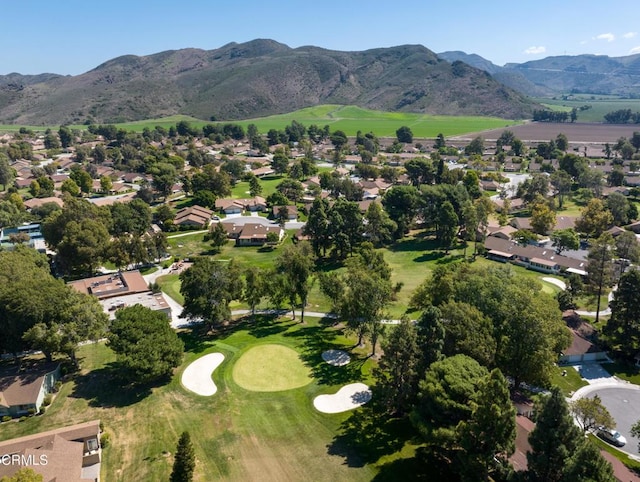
[322,349,350,366]
[313,383,372,413]
[181,353,225,396]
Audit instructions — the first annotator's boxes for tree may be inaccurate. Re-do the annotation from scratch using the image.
[99,175,113,193]
[604,268,640,359]
[412,354,488,441]
[243,266,266,320]
[530,200,556,235]
[276,179,304,203]
[248,175,262,197]
[562,440,616,482]
[555,133,569,151]
[527,387,582,482]
[439,301,496,366]
[464,136,484,156]
[60,178,80,197]
[276,243,314,322]
[396,126,413,143]
[364,201,396,247]
[433,133,446,149]
[605,191,631,225]
[108,305,183,384]
[614,230,640,279]
[550,169,572,209]
[436,201,458,252]
[456,369,515,482]
[180,258,243,331]
[275,206,289,228]
[0,156,15,191]
[58,125,73,148]
[551,228,579,254]
[205,222,228,252]
[303,198,331,257]
[374,318,421,416]
[0,468,44,482]
[587,233,615,326]
[575,198,613,238]
[170,431,196,482]
[70,168,93,194]
[570,395,615,434]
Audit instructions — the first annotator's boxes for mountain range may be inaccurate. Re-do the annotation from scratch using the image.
[1,39,639,126]
[438,51,640,98]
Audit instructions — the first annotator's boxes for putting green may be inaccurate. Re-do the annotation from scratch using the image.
[232,344,313,392]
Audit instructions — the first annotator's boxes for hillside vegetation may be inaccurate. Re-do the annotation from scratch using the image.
[0,39,536,125]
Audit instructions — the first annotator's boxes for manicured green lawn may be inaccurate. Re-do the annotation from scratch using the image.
[232,343,313,391]
[0,317,389,481]
[156,273,184,304]
[602,361,640,384]
[550,365,588,396]
[231,175,284,200]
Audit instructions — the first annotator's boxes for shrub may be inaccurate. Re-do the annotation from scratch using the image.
[99,421,104,432]
[27,408,36,416]
[100,432,111,448]
[1,415,11,422]
[54,381,62,392]
[19,416,27,422]
[39,407,46,415]
[43,394,53,406]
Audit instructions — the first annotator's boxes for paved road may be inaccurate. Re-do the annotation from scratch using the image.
[582,386,640,457]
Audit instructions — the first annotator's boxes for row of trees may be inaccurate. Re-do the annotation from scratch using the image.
[40,195,166,276]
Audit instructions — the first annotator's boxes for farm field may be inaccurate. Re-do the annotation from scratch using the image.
[50,105,521,139]
[460,121,640,143]
[535,96,640,123]
[0,318,390,481]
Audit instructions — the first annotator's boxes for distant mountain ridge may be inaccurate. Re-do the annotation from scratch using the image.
[0,39,535,125]
[438,50,640,97]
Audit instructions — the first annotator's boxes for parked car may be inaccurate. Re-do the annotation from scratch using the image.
[596,427,627,447]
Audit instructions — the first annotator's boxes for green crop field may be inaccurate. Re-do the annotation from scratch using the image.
[536,96,640,123]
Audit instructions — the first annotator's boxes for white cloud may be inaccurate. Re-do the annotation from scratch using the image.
[624,32,638,39]
[524,46,546,55]
[595,33,615,42]
[580,40,588,45]
[630,46,640,54]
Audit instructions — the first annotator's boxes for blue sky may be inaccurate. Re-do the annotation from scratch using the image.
[3,0,640,75]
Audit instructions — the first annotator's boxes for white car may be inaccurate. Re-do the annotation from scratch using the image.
[596,427,627,447]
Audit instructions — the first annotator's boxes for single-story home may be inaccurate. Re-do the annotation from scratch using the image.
[272,205,298,220]
[236,223,283,246]
[0,362,61,418]
[0,420,101,481]
[559,329,608,364]
[174,205,213,228]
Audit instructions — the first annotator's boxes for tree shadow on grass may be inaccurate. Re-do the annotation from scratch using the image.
[284,321,364,386]
[244,313,292,338]
[70,362,164,408]
[178,330,214,355]
[327,406,416,467]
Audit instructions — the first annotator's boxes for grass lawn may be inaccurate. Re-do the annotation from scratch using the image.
[0,317,406,481]
[231,176,284,200]
[232,344,313,391]
[156,273,184,304]
[602,361,640,384]
[550,365,588,396]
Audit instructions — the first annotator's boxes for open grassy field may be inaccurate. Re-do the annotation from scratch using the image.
[42,105,521,139]
[535,96,640,123]
[0,317,393,482]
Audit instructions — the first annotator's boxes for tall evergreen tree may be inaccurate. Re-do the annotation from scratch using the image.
[561,440,615,482]
[373,318,421,415]
[527,387,581,482]
[604,268,640,359]
[170,431,196,482]
[456,369,516,482]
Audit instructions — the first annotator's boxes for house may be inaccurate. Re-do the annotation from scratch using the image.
[487,225,517,240]
[559,329,608,364]
[484,236,588,275]
[214,197,267,214]
[251,166,275,178]
[0,362,61,418]
[0,420,102,482]
[236,223,283,246]
[174,205,213,228]
[492,197,525,214]
[272,205,298,220]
